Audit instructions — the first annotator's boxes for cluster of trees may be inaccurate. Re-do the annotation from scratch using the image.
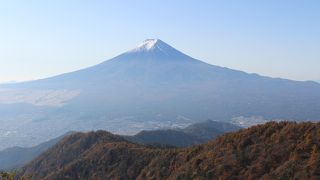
[17,121,320,179]
[173,121,320,179]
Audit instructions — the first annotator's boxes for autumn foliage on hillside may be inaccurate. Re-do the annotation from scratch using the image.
[18,121,320,180]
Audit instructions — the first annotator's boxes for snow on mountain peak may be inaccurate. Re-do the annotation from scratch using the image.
[122,39,191,60]
[141,39,159,49]
[129,39,163,52]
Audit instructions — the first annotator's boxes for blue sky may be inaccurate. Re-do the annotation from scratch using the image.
[0,0,319,82]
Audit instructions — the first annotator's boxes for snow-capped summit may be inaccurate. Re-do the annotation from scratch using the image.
[130,39,161,52]
[128,39,180,53]
[139,39,159,50]
[124,39,191,60]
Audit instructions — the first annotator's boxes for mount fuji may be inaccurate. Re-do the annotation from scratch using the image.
[1,39,320,149]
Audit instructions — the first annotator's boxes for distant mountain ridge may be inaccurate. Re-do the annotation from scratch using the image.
[0,39,320,150]
[18,121,320,179]
[126,120,241,147]
[0,121,239,170]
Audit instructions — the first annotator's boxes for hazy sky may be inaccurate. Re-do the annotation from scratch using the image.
[0,0,319,82]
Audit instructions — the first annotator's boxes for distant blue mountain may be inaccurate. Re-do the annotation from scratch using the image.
[0,39,320,149]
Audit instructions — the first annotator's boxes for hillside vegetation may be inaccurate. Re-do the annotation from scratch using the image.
[18,121,320,179]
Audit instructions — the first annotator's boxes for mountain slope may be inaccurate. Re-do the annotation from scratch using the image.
[0,39,320,150]
[126,120,241,147]
[18,121,320,180]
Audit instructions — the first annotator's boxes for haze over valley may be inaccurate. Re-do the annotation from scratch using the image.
[1,39,319,150]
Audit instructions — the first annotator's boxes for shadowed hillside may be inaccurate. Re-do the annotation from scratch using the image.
[126,120,241,147]
[18,121,320,179]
